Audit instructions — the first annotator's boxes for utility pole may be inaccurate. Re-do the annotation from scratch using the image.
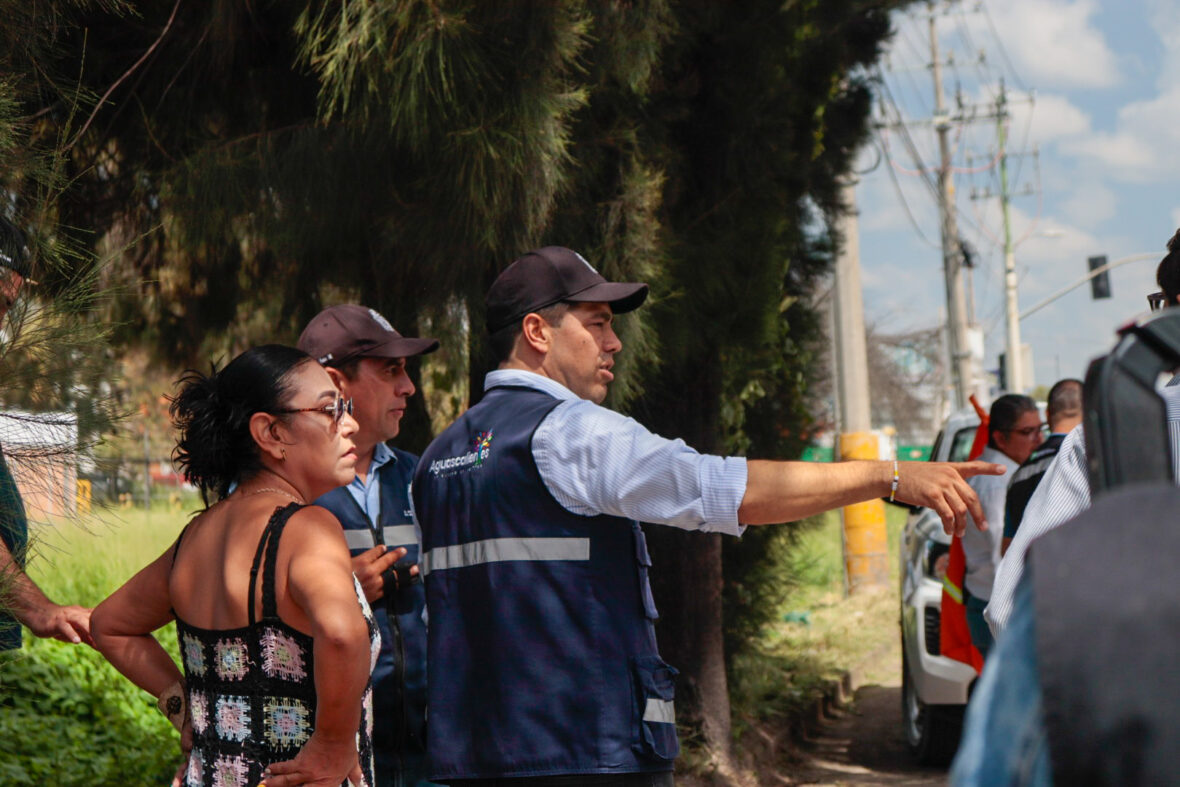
[929,5,974,409]
[996,82,1025,392]
[833,176,888,594]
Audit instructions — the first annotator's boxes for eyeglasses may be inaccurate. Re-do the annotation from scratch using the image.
[273,394,353,427]
[1148,291,1168,312]
[1006,424,1046,438]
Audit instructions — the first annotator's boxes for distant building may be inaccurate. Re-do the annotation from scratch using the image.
[0,411,78,519]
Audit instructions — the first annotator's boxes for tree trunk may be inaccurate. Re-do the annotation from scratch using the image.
[636,350,738,776]
[646,528,732,764]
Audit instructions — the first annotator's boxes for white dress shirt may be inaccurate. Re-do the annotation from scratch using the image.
[484,369,748,535]
[960,446,1020,601]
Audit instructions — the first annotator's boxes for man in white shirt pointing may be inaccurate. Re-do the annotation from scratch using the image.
[411,246,1004,785]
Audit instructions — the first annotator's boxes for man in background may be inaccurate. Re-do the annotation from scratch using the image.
[958,394,1043,659]
[1000,378,1083,556]
[298,304,440,787]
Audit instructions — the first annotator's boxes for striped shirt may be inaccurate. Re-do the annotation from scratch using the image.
[485,369,748,535]
[1003,433,1068,541]
[986,385,1180,636]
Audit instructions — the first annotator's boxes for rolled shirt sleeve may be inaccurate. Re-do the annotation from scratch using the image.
[532,398,748,535]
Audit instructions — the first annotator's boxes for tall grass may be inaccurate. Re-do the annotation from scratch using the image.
[1,504,194,787]
[26,503,192,605]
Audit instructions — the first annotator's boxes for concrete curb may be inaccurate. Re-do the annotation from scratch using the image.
[790,670,854,740]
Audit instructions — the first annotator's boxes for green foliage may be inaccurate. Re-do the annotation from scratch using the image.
[0,635,180,786]
[1,507,187,786]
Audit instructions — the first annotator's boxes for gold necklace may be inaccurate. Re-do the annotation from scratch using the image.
[239,487,305,505]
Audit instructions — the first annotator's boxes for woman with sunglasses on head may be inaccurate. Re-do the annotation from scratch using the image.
[92,344,377,787]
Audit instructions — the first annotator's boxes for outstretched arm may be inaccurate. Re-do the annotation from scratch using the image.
[738,459,1006,535]
[1,538,93,645]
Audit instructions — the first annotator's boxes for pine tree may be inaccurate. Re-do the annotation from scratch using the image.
[28,0,912,774]
[0,0,124,644]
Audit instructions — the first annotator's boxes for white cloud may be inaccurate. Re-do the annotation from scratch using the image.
[1041,0,1180,183]
[1060,84,1180,181]
[1014,93,1091,142]
[982,0,1120,89]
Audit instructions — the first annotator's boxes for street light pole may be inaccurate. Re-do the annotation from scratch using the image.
[1019,253,1160,321]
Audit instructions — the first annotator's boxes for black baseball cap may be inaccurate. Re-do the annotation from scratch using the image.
[297,304,439,367]
[485,246,648,333]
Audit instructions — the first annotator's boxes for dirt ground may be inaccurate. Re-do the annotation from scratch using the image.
[687,632,952,786]
[781,682,949,786]
[774,626,949,787]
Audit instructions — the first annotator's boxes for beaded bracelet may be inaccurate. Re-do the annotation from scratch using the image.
[889,460,900,502]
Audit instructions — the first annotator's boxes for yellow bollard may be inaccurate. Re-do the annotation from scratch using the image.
[840,432,889,594]
[76,479,92,516]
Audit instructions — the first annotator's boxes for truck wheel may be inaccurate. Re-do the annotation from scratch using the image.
[902,647,964,766]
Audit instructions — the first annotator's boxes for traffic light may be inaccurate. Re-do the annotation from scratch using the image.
[1089,255,1111,299]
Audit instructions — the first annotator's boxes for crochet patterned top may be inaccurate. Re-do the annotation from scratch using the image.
[173,502,379,787]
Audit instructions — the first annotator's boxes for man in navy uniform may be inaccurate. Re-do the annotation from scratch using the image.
[411,246,1003,785]
[298,305,439,787]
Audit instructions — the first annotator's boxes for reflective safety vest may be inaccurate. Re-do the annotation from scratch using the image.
[939,396,989,674]
[315,447,428,773]
[411,385,678,780]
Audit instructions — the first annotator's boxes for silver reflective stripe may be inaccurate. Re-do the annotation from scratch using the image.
[344,526,418,551]
[383,525,418,547]
[643,698,675,724]
[344,529,376,550]
[421,537,590,576]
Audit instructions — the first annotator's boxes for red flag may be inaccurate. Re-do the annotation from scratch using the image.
[939,395,989,673]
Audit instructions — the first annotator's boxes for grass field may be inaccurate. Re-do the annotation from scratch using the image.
[1,503,195,787]
[25,503,193,606]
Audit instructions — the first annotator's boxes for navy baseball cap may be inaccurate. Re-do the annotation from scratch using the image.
[485,246,648,333]
[297,305,439,367]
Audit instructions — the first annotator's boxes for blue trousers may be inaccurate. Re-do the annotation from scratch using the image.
[964,591,994,660]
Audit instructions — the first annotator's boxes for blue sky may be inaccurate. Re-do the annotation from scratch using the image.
[856,0,1179,393]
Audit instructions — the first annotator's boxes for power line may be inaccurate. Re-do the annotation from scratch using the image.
[980,1,1028,91]
[878,136,942,249]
